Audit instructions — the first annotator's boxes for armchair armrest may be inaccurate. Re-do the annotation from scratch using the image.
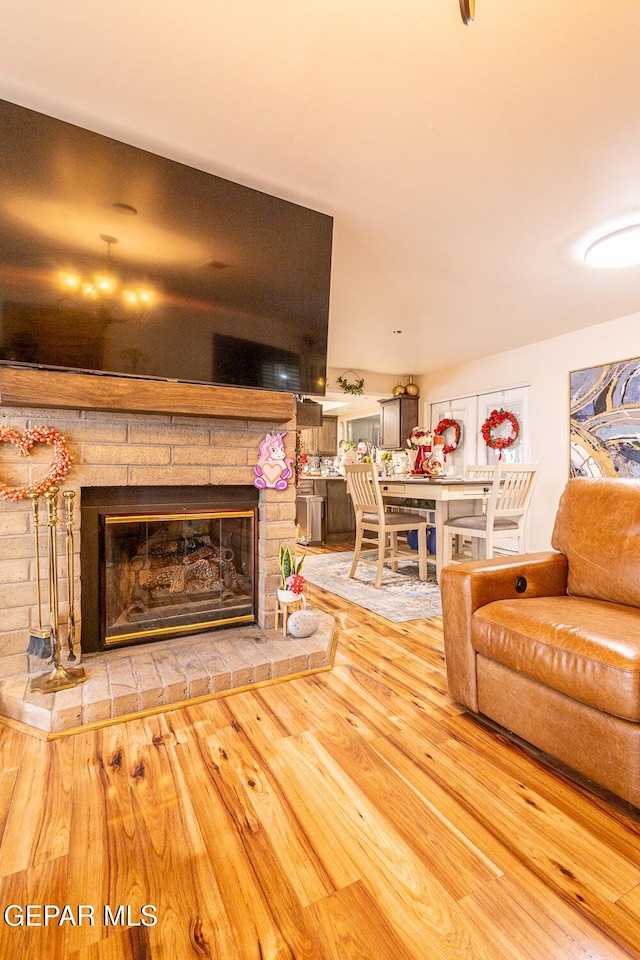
[440,551,568,711]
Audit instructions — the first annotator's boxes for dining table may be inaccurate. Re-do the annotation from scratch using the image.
[379,475,493,582]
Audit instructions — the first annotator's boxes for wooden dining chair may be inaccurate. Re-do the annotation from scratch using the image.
[442,461,539,565]
[344,462,429,587]
[464,463,496,480]
[450,464,497,556]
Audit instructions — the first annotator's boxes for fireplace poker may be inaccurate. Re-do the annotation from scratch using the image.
[63,490,77,661]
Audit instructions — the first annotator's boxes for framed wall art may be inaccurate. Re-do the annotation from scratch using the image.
[570,356,640,477]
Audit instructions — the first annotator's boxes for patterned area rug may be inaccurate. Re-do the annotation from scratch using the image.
[302,551,442,622]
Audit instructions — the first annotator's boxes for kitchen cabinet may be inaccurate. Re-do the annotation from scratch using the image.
[299,416,338,456]
[296,477,355,541]
[379,396,418,449]
[319,479,355,540]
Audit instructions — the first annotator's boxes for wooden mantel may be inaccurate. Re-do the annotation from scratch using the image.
[0,366,296,422]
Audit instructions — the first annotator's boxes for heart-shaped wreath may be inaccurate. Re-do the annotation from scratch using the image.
[480,408,519,459]
[433,418,461,458]
[0,426,73,501]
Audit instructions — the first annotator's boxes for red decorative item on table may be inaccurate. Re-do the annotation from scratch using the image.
[407,426,431,475]
[407,427,431,474]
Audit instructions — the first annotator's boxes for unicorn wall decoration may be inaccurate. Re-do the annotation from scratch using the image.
[253,432,294,490]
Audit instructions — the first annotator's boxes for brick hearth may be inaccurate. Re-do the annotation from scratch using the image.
[0,612,336,735]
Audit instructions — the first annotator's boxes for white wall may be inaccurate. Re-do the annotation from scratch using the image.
[420,311,640,551]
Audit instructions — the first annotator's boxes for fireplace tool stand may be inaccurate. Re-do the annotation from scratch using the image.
[29,487,86,694]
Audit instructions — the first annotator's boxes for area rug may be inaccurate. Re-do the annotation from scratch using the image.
[302,551,442,622]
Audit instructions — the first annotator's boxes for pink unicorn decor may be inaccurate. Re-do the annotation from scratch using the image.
[253,432,294,490]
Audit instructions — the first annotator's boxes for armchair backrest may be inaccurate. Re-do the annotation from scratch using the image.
[551,477,640,607]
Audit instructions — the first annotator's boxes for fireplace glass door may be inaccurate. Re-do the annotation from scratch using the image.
[102,509,255,646]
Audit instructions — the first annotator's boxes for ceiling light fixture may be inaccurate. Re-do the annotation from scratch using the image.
[58,234,157,313]
[459,0,475,25]
[584,224,640,269]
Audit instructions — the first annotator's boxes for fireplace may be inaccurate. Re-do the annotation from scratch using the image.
[0,398,339,735]
[81,485,259,652]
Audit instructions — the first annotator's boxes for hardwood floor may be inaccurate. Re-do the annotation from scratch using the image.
[0,546,639,958]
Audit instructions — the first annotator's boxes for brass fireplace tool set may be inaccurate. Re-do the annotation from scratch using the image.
[28,486,86,693]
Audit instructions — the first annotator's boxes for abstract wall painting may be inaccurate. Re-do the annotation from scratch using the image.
[570,356,640,477]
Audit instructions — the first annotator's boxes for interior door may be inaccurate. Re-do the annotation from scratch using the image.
[430,385,530,470]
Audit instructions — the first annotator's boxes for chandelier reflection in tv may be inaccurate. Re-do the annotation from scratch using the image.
[57,234,158,322]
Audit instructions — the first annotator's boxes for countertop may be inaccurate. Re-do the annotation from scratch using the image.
[298,475,345,481]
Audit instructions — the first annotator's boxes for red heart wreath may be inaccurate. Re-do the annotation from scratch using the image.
[480,408,519,459]
[433,418,461,459]
[0,426,72,501]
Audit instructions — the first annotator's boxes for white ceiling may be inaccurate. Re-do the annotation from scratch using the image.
[2,0,640,383]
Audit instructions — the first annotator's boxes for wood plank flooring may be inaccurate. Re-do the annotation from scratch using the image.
[0,544,639,958]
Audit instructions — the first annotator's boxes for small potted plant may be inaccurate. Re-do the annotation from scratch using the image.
[277,545,306,602]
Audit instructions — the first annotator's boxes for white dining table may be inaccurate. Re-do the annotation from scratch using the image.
[379,476,493,582]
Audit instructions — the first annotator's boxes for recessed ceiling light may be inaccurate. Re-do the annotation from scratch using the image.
[584,224,640,268]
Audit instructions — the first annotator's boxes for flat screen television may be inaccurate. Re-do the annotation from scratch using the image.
[0,100,332,394]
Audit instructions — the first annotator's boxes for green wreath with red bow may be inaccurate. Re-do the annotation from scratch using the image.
[481,408,519,459]
[433,418,461,459]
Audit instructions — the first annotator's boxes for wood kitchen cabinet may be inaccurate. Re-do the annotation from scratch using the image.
[296,477,355,541]
[299,415,338,456]
[318,479,355,540]
[379,396,418,449]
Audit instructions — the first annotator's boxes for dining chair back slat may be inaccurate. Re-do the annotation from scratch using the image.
[464,464,496,481]
[345,463,382,515]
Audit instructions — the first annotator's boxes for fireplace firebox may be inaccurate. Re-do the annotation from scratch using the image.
[81,486,258,652]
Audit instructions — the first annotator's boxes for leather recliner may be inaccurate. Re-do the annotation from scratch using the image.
[440,477,640,808]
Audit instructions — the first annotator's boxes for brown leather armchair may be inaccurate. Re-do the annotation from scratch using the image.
[440,477,640,808]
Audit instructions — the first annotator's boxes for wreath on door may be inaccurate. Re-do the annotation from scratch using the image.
[433,418,461,458]
[480,409,519,459]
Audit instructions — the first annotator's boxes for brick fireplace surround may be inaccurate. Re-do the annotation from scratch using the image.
[0,386,335,736]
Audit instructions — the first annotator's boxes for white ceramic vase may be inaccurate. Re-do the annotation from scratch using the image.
[277,588,298,603]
